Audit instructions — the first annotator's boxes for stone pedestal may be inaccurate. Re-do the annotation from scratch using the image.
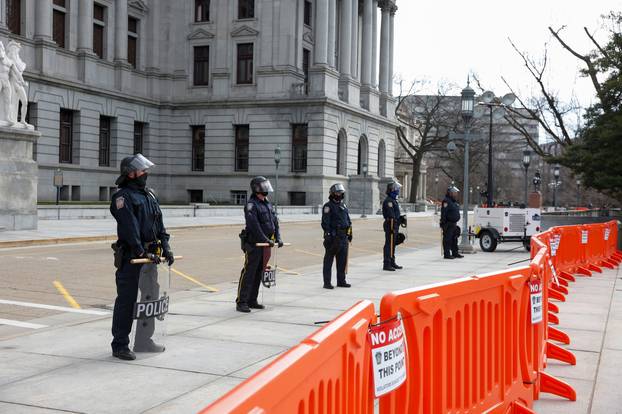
[0,127,40,230]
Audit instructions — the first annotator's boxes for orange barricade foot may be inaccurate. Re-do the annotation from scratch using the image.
[548,312,559,325]
[511,401,536,414]
[607,256,621,265]
[576,266,592,276]
[546,341,577,365]
[548,326,570,344]
[599,260,615,269]
[557,277,569,287]
[539,371,577,401]
[549,288,566,302]
[551,284,569,296]
[548,302,559,314]
[559,271,576,282]
[588,263,602,273]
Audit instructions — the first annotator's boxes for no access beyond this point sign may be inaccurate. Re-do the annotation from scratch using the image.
[369,318,407,397]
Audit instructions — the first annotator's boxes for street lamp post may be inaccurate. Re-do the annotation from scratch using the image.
[576,179,581,208]
[434,173,439,214]
[459,82,475,252]
[522,149,531,205]
[274,145,281,211]
[361,162,368,218]
[553,165,560,209]
[477,91,516,207]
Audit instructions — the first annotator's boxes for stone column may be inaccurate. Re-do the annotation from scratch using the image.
[114,0,128,63]
[371,0,378,88]
[339,0,352,76]
[350,0,358,79]
[389,4,397,96]
[315,0,329,64]
[378,1,390,95]
[34,0,53,40]
[77,0,94,52]
[327,0,336,68]
[361,0,373,87]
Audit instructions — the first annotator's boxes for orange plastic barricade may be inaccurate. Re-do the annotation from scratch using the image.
[378,266,560,414]
[604,220,622,264]
[199,300,376,414]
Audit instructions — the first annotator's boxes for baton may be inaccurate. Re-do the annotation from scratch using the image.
[130,255,183,264]
[255,242,292,247]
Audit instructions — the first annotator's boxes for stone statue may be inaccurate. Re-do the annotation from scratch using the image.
[0,40,32,129]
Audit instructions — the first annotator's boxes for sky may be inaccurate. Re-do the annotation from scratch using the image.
[393,0,622,108]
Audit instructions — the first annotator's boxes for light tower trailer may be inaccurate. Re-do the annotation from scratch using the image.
[473,207,542,252]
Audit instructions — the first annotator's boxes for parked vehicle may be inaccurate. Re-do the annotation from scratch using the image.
[473,207,542,252]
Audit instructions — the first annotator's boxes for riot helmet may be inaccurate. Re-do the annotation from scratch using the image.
[329,183,346,201]
[115,153,154,185]
[447,185,460,200]
[386,179,402,195]
[250,176,274,196]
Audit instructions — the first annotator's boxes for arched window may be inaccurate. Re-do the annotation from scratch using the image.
[377,139,386,177]
[337,129,347,175]
[357,135,368,175]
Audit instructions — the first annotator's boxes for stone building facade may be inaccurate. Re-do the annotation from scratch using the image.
[0,0,398,211]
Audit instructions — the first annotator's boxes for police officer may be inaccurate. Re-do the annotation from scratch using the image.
[237,176,283,313]
[321,183,352,289]
[440,186,464,259]
[110,154,173,361]
[383,179,405,271]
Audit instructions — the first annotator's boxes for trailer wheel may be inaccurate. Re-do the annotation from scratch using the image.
[523,237,531,252]
[479,231,498,252]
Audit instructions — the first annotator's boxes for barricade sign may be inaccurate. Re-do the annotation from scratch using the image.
[605,228,610,241]
[550,234,561,257]
[369,318,407,397]
[529,279,543,324]
[581,230,588,244]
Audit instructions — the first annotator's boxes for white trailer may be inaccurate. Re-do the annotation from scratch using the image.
[473,207,542,252]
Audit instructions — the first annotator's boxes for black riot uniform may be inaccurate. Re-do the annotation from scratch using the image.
[236,176,282,313]
[440,186,463,259]
[321,183,352,289]
[110,154,173,361]
[383,180,404,271]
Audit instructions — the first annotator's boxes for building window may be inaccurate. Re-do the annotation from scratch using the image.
[53,0,67,48]
[235,125,249,172]
[337,129,346,175]
[93,3,106,59]
[188,189,204,203]
[6,0,21,35]
[133,122,145,155]
[236,43,253,84]
[127,16,138,68]
[357,136,368,175]
[378,139,386,177]
[193,46,210,86]
[231,190,247,205]
[292,124,308,173]
[303,48,310,95]
[71,185,81,201]
[195,0,210,22]
[99,116,112,167]
[238,0,254,19]
[191,125,205,171]
[289,192,306,206]
[304,1,312,26]
[59,109,73,164]
[99,186,109,201]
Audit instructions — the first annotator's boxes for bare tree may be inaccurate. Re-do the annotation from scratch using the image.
[394,81,461,203]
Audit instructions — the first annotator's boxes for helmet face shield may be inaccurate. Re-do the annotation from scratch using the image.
[128,153,155,172]
[330,183,345,194]
[257,180,274,193]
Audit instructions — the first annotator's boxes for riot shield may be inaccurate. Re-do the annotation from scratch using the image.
[257,243,291,306]
[131,262,170,351]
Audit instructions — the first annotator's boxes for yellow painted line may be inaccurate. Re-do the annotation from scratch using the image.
[349,246,381,255]
[171,268,219,292]
[53,280,81,309]
[294,249,323,258]
[277,266,301,276]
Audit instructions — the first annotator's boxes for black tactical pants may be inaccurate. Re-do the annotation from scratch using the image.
[237,244,270,305]
[323,235,348,285]
[383,221,398,266]
[111,260,141,351]
[442,223,460,257]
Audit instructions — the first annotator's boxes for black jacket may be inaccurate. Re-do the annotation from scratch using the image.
[244,195,281,244]
[440,196,461,226]
[321,199,352,237]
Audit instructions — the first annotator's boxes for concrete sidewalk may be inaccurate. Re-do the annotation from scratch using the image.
[0,242,617,413]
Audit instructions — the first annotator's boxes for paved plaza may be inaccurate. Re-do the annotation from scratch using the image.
[0,216,620,413]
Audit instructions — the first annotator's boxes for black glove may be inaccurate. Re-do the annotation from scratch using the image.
[267,240,275,248]
[277,239,284,248]
[145,253,161,264]
[347,233,353,242]
[163,250,175,266]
